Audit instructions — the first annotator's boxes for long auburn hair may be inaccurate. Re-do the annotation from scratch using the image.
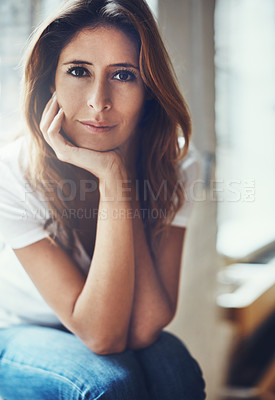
[22,0,191,255]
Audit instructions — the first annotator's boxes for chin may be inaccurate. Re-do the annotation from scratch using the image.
[76,140,116,153]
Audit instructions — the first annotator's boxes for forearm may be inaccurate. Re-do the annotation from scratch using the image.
[71,176,135,354]
[127,213,174,349]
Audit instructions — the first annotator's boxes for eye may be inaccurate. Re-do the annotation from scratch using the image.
[67,66,90,78]
[113,70,137,82]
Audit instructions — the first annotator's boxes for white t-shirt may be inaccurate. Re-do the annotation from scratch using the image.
[0,136,199,328]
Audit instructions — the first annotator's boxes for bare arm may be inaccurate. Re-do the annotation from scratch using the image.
[14,175,136,354]
[14,192,135,356]
[126,193,186,349]
[71,175,135,354]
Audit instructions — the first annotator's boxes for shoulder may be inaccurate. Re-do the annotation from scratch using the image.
[0,136,27,203]
[0,135,32,190]
[0,135,26,168]
[169,138,201,228]
[0,136,50,248]
[177,137,201,187]
[0,135,35,207]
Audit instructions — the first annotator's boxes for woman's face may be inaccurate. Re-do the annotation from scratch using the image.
[54,26,146,153]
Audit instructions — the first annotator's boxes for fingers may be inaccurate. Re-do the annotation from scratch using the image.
[40,94,58,147]
[48,107,64,137]
[40,93,58,135]
[41,96,79,163]
[40,93,67,154]
[41,92,56,119]
[47,108,75,160]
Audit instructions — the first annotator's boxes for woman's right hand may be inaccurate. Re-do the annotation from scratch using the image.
[39,93,127,182]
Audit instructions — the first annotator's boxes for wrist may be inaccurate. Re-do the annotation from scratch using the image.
[99,173,132,203]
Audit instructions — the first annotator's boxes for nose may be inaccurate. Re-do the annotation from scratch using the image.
[87,78,112,112]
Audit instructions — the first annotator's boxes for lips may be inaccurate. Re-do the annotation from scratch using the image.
[79,120,116,133]
[80,120,114,128]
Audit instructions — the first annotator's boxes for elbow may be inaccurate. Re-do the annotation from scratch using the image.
[128,329,161,349]
[90,342,126,356]
[128,310,175,350]
[70,315,127,355]
[128,325,167,350]
[84,335,127,355]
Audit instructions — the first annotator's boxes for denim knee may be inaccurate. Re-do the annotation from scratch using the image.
[0,326,206,400]
[134,330,206,400]
[0,326,150,400]
[79,355,150,400]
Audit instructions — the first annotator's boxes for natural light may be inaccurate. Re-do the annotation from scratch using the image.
[215,0,275,261]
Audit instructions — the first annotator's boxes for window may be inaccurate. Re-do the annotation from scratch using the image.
[215,0,275,260]
[0,0,64,144]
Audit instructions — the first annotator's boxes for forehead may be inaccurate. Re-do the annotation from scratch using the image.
[59,26,139,64]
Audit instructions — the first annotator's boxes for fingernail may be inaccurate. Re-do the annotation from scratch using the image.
[52,91,56,99]
[58,107,63,115]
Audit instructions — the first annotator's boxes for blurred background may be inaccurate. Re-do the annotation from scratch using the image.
[1,0,275,398]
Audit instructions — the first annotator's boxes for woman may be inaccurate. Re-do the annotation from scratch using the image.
[0,0,206,399]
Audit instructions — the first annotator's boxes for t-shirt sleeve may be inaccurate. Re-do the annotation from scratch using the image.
[0,159,50,249]
[170,143,200,228]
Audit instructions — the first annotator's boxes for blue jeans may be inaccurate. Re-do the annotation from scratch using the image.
[0,325,206,399]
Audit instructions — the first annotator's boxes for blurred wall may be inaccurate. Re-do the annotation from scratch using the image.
[157,1,224,398]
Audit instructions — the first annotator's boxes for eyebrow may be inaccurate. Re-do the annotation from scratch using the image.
[63,60,139,70]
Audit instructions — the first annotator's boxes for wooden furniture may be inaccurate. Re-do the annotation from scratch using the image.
[217,263,275,399]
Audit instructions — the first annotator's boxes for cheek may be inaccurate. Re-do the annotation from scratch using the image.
[119,90,145,121]
[55,76,82,115]
[57,89,82,118]
[130,99,145,124]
